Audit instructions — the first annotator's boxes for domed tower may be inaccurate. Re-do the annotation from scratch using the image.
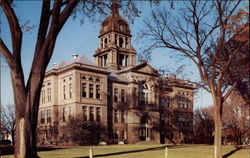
[94,0,136,70]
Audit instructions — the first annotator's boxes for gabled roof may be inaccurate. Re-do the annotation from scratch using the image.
[53,55,97,69]
[117,62,160,76]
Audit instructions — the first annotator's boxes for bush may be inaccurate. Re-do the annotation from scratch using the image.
[63,118,108,145]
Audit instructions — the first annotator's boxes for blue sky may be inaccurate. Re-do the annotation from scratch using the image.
[0,1,228,108]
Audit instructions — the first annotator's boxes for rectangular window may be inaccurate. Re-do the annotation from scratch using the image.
[114,110,119,123]
[62,107,66,122]
[121,110,126,123]
[160,98,164,106]
[121,130,125,139]
[178,97,188,109]
[82,83,87,98]
[89,107,94,122]
[119,54,124,66]
[47,88,51,102]
[41,110,45,124]
[177,97,181,108]
[165,115,171,125]
[140,91,145,104]
[115,34,118,45]
[47,109,51,123]
[121,89,126,103]
[82,106,87,121]
[103,54,107,66]
[42,90,45,103]
[63,85,66,99]
[145,93,149,104]
[114,88,118,102]
[89,84,94,98]
[125,37,128,49]
[182,98,185,108]
[68,106,71,119]
[185,98,189,109]
[96,85,101,99]
[96,107,101,122]
[125,55,129,66]
[178,115,189,126]
[166,97,170,107]
[69,83,72,98]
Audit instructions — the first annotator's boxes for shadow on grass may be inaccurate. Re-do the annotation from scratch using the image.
[75,145,189,158]
[222,146,242,158]
[0,146,66,156]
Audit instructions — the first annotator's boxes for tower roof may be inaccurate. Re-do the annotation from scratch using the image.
[99,0,131,36]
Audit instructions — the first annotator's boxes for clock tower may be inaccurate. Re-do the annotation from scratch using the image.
[94,0,136,70]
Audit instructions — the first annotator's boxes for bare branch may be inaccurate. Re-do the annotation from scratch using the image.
[0,39,13,65]
[0,0,22,58]
[222,81,237,102]
[34,0,51,52]
[58,0,80,32]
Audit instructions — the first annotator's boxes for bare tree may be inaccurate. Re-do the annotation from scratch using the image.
[0,1,80,157]
[140,0,249,158]
[1,104,15,144]
[0,0,143,157]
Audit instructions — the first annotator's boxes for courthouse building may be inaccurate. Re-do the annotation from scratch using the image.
[37,1,194,145]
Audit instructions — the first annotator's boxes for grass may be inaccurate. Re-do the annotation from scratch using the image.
[1,144,249,158]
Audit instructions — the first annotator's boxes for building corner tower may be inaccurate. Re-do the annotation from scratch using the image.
[94,0,136,70]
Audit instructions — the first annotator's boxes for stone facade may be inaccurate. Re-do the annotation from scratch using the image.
[37,1,194,145]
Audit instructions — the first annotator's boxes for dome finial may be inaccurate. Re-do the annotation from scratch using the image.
[111,0,119,14]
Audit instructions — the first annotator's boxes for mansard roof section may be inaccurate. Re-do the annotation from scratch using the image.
[53,55,97,69]
[45,55,110,77]
[158,76,195,90]
[117,61,160,77]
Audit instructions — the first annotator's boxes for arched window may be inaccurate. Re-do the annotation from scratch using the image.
[82,75,87,80]
[89,77,93,81]
[104,38,108,47]
[140,84,149,104]
[96,78,100,82]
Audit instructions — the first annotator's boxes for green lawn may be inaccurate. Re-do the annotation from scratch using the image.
[1,144,249,158]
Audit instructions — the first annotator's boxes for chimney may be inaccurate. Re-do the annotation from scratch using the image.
[72,53,78,59]
[53,63,57,68]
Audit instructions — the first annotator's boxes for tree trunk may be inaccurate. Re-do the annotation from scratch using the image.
[11,67,40,158]
[214,97,223,158]
[14,105,39,158]
[14,116,27,158]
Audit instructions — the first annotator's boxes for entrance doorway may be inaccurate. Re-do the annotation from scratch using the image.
[140,127,150,141]
[140,115,151,141]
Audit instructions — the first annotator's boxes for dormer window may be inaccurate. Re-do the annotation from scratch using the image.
[104,26,107,32]
[120,25,124,32]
